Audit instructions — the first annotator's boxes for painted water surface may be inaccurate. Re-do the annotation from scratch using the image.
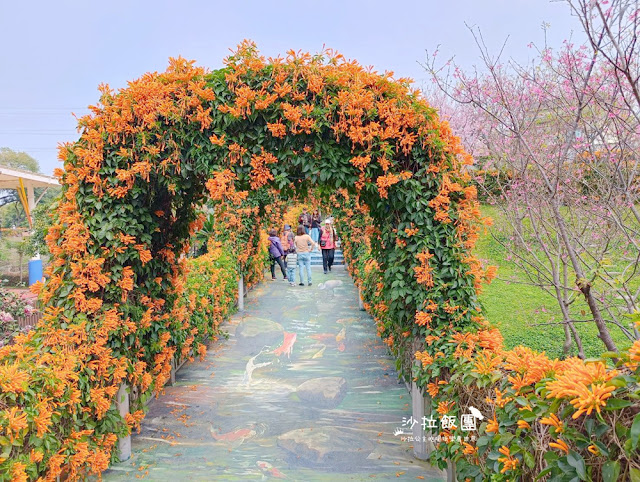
[103,266,444,481]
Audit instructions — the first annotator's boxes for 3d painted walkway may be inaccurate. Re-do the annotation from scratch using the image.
[103,265,444,481]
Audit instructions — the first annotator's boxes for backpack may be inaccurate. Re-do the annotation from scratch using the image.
[281,232,290,251]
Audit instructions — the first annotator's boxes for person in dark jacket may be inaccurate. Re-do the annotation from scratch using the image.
[310,211,321,249]
[267,229,287,281]
[299,209,312,234]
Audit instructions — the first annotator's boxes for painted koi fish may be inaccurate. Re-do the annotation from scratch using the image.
[336,317,358,325]
[209,425,255,443]
[272,332,297,358]
[311,345,326,358]
[309,333,336,342]
[257,460,286,478]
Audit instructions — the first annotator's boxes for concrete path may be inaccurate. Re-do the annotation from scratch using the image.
[103,266,445,481]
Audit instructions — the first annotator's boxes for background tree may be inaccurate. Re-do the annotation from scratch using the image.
[0,147,40,173]
[26,194,60,257]
[425,22,640,356]
[0,148,59,229]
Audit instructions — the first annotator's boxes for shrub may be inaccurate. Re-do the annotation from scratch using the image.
[0,288,35,347]
[335,194,640,481]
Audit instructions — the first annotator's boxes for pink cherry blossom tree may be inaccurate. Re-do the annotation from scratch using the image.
[424,13,640,356]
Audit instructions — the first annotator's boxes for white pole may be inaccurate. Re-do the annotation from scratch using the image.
[169,358,176,386]
[411,381,428,460]
[116,384,131,461]
[238,275,244,312]
[446,461,457,482]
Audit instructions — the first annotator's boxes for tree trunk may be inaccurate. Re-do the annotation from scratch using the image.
[562,322,573,357]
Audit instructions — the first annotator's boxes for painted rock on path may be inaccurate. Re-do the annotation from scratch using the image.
[235,317,283,348]
[277,427,374,467]
[296,376,347,408]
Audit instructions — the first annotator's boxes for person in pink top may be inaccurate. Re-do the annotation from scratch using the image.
[319,219,337,274]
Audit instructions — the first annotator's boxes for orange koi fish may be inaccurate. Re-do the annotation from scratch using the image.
[257,460,286,478]
[309,333,335,342]
[272,332,297,358]
[209,425,255,443]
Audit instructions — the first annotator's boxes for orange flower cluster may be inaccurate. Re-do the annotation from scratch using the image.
[427,379,447,397]
[414,250,435,288]
[376,173,400,198]
[249,150,278,189]
[540,412,564,433]
[209,133,225,146]
[451,331,478,359]
[437,400,455,416]
[549,438,570,454]
[473,351,503,375]
[267,121,287,138]
[486,416,500,433]
[486,388,513,408]
[0,363,29,393]
[415,350,434,368]
[546,359,618,418]
[70,256,110,292]
[627,339,640,369]
[497,446,519,474]
[415,310,434,327]
[206,172,250,211]
[350,155,371,170]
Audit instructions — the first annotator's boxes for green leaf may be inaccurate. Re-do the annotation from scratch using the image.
[536,466,553,480]
[602,461,620,482]
[631,413,640,450]
[523,450,535,469]
[607,377,627,388]
[630,468,640,482]
[593,440,609,457]
[567,451,586,480]
[600,351,619,358]
[604,398,631,410]
[583,357,604,363]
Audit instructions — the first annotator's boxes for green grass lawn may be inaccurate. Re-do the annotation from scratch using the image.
[474,205,632,359]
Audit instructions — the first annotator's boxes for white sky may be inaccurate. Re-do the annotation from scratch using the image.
[0,0,583,175]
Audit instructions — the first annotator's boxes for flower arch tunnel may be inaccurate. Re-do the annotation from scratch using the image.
[1,42,494,478]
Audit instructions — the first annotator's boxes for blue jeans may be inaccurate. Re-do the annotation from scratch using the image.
[310,227,319,246]
[297,252,312,284]
[286,262,296,282]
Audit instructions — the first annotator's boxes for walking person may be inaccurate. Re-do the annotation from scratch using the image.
[286,249,297,286]
[319,220,337,274]
[294,225,317,286]
[281,224,295,266]
[267,229,287,281]
[310,210,321,250]
[298,208,312,234]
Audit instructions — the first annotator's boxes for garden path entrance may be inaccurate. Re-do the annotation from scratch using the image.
[103,265,444,481]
